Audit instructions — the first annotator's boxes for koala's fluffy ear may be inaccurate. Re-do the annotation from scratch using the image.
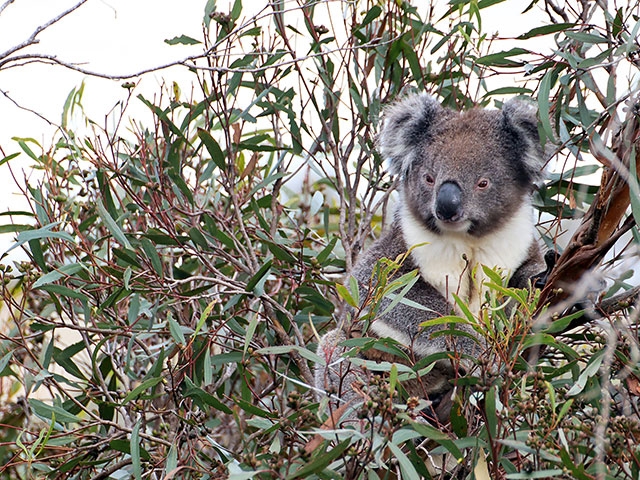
[502,98,547,185]
[378,93,444,176]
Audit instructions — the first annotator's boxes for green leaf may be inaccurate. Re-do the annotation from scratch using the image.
[565,31,608,44]
[230,0,242,21]
[7,222,74,253]
[566,349,604,396]
[96,199,132,249]
[13,137,41,161]
[537,71,556,142]
[483,87,533,97]
[349,357,414,374]
[164,34,202,45]
[33,263,84,288]
[539,308,585,334]
[0,351,13,376]
[409,421,463,460]
[113,247,141,268]
[389,363,398,395]
[123,266,132,290]
[0,151,20,167]
[140,237,163,277]
[193,300,216,339]
[29,399,82,424]
[198,128,226,170]
[475,48,528,66]
[122,377,163,404]
[109,439,151,460]
[211,351,243,366]
[517,23,575,39]
[165,443,178,476]
[557,447,591,480]
[203,0,216,28]
[0,224,32,234]
[138,95,186,140]
[420,315,468,328]
[39,284,89,302]
[168,313,186,345]
[387,440,420,479]
[246,259,272,295]
[244,316,258,355]
[255,345,323,364]
[131,418,142,480]
[182,376,232,413]
[128,293,140,325]
[360,5,382,26]
[380,273,420,317]
[316,236,337,264]
[485,385,498,439]
[188,227,209,249]
[53,342,88,380]
[335,282,357,308]
[287,438,351,479]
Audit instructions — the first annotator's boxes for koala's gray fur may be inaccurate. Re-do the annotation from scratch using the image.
[315,93,546,424]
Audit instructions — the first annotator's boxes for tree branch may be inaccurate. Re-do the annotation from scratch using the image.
[0,0,16,16]
[537,94,640,316]
[0,0,89,62]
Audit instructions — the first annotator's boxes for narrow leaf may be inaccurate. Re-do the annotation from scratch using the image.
[33,263,84,288]
[96,199,132,249]
[7,222,74,253]
[29,399,82,424]
[131,418,142,480]
[122,377,163,404]
[517,23,575,39]
[164,34,202,45]
[387,441,420,480]
[168,313,186,345]
[198,128,226,170]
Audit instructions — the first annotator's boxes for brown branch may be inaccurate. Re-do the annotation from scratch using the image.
[537,94,640,318]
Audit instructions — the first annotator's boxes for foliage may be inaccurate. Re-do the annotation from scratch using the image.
[0,0,639,479]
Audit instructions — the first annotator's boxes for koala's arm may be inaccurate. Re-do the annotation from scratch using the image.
[508,241,546,290]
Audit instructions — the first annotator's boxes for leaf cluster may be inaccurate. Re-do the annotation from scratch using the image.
[0,0,639,479]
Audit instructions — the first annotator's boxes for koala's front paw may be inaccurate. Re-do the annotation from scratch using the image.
[531,249,558,289]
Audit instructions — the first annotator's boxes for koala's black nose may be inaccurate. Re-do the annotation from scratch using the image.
[436,182,463,222]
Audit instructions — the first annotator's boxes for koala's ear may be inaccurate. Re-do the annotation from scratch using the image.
[378,93,444,176]
[502,98,548,185]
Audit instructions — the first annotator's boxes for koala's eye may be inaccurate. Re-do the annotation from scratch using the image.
[476,178,490,190]
[425,174,435,185]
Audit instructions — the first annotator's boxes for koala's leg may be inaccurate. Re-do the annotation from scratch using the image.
[315,328,461,428]
[314,328,373,427]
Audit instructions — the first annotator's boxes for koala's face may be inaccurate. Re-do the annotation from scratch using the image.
[379,94,545,237]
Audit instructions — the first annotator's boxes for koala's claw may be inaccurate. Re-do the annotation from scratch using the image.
[532,249,558,289]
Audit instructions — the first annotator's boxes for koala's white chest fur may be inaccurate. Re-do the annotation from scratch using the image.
[400,202,535,314]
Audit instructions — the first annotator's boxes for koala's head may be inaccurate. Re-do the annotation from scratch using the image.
[379,94,546,237]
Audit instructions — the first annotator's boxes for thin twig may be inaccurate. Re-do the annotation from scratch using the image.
[0,0,89,61]
[0,0,16,16]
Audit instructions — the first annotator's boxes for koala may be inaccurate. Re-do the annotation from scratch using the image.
[314,93,547,424]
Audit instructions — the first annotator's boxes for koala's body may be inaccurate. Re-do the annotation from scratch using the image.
[315,94,546,423]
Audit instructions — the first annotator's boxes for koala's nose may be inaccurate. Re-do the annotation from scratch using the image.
[436,182,463,222]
